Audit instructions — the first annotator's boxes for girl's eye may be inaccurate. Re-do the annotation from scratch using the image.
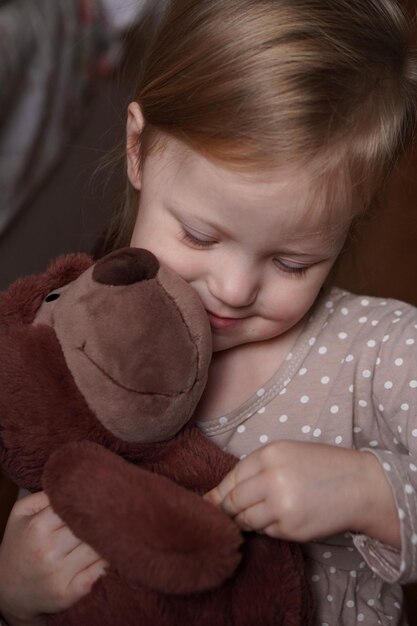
[273,259,309,277]
[181,229,217,249]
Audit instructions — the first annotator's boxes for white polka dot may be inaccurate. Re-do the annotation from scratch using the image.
[259,435,269,444]
[371,320,379,326]
[384,381,393,390]
[279,414,288,423]
[299,367,307,376]
[383,462,391,471]
[300,395,310,404]
[359,316,368,323]
[410,463,417,472]
[311,574,320,582]
[257,388,265,397]
[409,380,417,389]
[380,301,387,306]
[395,358,404,366]
[323,551,332,559]
[330,405,339,414]
[362,369,372,378]
[335,436,343,444]
[349,384,354,393]
[383,335,390,342]
[338,332,348,339]
[401,403,409,411]
[393,437,399,445]
[302,425,311,434]
[376,357,381,365]
[350,570,357,578]
[397,425,402,434]
[321,376,330,384]
[318,346,327,355]
[405,484,414,494]
[346,600,355,608]
[359,561,366,569]
[412,429,417,438]
[359,400,367,408]
[412,534,417,545]
[237,425,246,434]
[367,339,376,348]
[313,428,322,437]
[329,566,336,574]
[279,388,287,395]
[367,599,375,607]
[358,614,365,622]
[394,602,401,610]
[394,310,403,316]
[369,440,378,447]
[257,407,266,414]
[361,298,370,306]
[285,352,293,361]
[283,378,291,386]
[308,337,316,346]
[345,354,354,362]
[353,426,362,433]
[326,594,333,602]
[239,454,247,460]
[399,508,406,520]
[219,416,228,425]
[341,307,349,315]
[378,404,384,412]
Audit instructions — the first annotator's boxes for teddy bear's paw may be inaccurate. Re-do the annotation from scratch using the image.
[42,440,243,594]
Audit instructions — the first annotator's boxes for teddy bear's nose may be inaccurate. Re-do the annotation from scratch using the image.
[92,248,160,286]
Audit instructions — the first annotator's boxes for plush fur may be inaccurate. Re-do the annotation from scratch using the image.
[0,247,314,625]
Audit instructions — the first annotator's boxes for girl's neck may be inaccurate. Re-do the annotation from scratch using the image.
[195,318,306,421]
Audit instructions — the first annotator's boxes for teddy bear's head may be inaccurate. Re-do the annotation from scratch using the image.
[0,248,211,489]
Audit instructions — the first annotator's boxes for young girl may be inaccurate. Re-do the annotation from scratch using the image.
[1,0,417,624]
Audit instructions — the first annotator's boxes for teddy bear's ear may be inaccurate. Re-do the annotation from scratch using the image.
[0,253,93,325]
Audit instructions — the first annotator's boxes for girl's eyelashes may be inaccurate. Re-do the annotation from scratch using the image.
[273,258,310,277]
[180,229,217,249]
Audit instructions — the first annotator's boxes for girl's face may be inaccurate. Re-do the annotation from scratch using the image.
[128,116,349,353]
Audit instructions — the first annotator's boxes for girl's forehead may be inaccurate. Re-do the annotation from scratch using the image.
[144,135,352,241]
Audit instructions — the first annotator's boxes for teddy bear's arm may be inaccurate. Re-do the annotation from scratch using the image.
[42,440,242,595]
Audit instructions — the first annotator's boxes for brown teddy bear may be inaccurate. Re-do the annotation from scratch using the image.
[0,247,313,626]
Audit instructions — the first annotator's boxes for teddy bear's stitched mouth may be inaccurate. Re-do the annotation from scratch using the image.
[78,343,195,397]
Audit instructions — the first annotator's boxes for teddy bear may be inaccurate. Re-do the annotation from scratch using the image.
[0,247,314,626]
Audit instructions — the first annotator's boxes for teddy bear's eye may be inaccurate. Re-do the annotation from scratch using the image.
[45,293,60,302]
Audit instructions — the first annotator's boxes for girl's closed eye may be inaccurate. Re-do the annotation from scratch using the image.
[180,228,218,249]
[273,258,310,277]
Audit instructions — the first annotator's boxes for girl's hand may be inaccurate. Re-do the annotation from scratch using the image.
[0,491,108,625]
[205,441,400,547]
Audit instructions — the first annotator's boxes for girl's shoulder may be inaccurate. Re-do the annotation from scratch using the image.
[317,286,417,327]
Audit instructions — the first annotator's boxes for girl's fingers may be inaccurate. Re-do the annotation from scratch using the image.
[206,454,262,506]
[67,555,108,602]
[12,491,50,518]
[234,501,272,532]
[65,542,107,577]
[219,475,266,517]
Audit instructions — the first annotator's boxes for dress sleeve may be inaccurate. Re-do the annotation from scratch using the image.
[351,304,417,584]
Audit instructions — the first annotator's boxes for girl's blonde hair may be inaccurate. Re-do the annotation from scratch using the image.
[98,0,417,254]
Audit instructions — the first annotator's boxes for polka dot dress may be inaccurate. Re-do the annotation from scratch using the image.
[198,287,417,626]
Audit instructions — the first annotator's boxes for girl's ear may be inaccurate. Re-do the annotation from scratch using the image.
[126,102,145,190]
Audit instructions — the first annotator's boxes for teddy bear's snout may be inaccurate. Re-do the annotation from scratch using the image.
[93,248,160,286]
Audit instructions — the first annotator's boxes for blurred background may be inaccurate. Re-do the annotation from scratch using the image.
[0,0,416,620]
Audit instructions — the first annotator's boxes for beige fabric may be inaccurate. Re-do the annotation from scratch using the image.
[198,287,417,626]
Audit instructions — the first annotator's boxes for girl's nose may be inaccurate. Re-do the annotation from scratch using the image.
[208,261,259,309]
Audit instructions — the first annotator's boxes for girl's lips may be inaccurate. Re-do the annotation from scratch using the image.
[206,310,244,330]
